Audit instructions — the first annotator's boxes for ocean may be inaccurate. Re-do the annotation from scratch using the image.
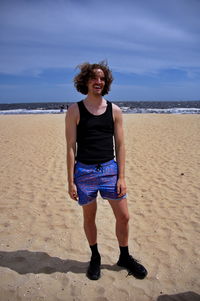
[0,101,200,115]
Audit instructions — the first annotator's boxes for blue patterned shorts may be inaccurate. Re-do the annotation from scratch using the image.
[74,160,126,206]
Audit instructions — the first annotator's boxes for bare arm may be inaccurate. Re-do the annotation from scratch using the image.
[65,104,79,201]
[113,104,127,197]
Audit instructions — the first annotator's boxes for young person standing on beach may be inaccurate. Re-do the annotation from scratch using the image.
[65,61,147,280]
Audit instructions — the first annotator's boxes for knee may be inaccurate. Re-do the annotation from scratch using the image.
[83,214,96,226]
[117,213,130,225]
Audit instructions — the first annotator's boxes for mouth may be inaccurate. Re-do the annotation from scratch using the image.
[93,85,101,89]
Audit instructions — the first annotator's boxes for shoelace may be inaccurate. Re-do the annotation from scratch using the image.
[125,256,141,277]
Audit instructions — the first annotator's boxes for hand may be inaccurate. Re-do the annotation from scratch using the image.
[68,183,78,201]
[117,178,127,198]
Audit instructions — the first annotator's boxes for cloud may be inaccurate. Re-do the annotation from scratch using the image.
[1,0,200,73]
[0,0,200,101]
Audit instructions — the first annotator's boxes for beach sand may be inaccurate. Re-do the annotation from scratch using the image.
[0,114,200,301]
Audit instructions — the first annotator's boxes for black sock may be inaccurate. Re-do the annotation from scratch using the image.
[90,243,100,259]
[119,246,129,258]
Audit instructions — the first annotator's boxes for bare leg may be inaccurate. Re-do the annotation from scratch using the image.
[82,200,98,246]
[83,200,101,280]
[109,198,147,279]
[108,198,130,246]
[83,196,147,279]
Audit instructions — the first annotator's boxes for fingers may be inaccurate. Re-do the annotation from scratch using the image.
[69,191,77,200]
[72,191,78,201]
[117,180,127,197]
[71,190,78,201]
[68,185,78,201]
[117,181,119,194]
[118,189,126,198]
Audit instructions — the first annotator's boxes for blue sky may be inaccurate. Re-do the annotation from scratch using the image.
[1,0,200,103]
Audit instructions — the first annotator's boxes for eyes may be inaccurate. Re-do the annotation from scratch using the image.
[90,76,105,82]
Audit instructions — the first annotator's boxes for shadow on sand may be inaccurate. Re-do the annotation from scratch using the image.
[157,291,200,301]
[0,249,119,275]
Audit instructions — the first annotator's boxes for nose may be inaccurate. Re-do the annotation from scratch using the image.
[95,77,101,83]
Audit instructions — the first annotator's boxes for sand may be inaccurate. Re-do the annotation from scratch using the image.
[0,113,200,301]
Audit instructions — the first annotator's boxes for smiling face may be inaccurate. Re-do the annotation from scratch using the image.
[87,68,105,96]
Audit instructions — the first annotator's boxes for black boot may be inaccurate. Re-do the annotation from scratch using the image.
[117,255,148,279]
[87,255,101,280]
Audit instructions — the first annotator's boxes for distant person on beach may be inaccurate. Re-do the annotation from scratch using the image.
[65,61,147,280]
[60,105,65,113]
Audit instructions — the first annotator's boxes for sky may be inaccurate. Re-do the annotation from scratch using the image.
[0,0,200,103]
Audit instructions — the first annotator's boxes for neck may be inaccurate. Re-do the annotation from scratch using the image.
[84,94,105,107]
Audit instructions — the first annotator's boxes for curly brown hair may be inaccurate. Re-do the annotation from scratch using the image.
[74,61,113,95]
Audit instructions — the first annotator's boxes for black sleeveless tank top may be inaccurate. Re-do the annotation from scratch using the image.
[76,100,114,164]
